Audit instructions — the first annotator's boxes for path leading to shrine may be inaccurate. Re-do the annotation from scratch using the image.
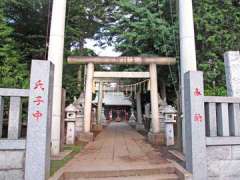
[51,122,188,180]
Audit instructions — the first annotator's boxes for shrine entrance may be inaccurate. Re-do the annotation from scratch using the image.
[67,56,176,145]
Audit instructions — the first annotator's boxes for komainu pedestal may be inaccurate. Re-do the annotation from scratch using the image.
[78,132,94,142]
[148,131,165,146]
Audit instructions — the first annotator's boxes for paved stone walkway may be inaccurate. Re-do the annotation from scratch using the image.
[51,122,183,179]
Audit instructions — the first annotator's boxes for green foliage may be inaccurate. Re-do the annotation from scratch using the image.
[50,144,84,176]
[2,0,50,64]
[97,0,240,97]
[97,0,177,57]
[65,0,112,49]
[95,0,179,102]
[63,48,96,103]
[0,4,28,88]
[194,0,240,95]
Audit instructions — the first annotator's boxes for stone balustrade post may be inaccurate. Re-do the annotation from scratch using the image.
[184,71,207,180]
[25,60,54,180]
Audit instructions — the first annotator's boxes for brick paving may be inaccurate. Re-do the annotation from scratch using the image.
[51,122,179,179]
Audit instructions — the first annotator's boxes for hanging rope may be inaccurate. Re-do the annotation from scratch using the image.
[103,79,150,98]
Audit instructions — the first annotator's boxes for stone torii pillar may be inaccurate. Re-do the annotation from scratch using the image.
[97,81,104,126]
[67,56,176,144]
[148,64,161,145]
[48,0,67,155]
[136,91,144,131]
[83,63,94,141]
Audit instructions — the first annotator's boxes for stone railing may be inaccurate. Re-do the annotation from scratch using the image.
[0,60,54,180]
[0,89,29,179]
[204,96,240,141]
[184,71,240,180]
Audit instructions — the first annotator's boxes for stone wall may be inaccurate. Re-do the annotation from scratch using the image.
[207,145,240,180]
[0,150,25,180]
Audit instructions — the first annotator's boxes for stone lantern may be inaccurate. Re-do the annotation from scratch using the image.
[65,104,79,145]
[128,108,136,126]
[163,105,177,146]
[73,93,85,134]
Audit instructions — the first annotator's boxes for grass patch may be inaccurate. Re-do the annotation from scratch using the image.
[50,143,85,176]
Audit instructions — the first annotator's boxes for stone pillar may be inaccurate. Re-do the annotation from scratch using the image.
[0,97,3,137]
[8,97,22,139]
[148,64,161,145]
[66,121,75,145]
[82,63,94,141]
[48,0,67,155]
[97,82,103,126]
[136,92,144,131]
[184,71,207,180]
[224,51,240,97]
[179,0,197,153]
[101,107,108,126]
[25,60,54,180]
[160,80,167,103]
[60,89,66,151]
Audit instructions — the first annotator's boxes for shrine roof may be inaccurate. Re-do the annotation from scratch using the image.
[93,92,132,106]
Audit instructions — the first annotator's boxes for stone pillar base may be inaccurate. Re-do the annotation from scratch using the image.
[148,132,165,145]
[128,121,136,127]
[136,123,145,131]
[77,132,94,142]
[92,124,103,132]
[101,120,108,127]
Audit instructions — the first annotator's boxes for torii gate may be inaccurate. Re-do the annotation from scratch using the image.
[67,56,176,143]
[48,0,197,156]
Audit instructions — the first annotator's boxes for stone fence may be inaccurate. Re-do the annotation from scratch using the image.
[204,96,240,180]
[0,60,54,180]
[0,89,29,179]
[184,71,240,180]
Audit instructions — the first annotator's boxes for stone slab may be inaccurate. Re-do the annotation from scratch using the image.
[0,169,24,180]
[0,139,26,150]
[0,151,25,169]
[206,137,240,146]
[224,51,240,97]
[208,160,240,177]
[0,88,29,97]
[232,145,240,160]
[207,146,232,161]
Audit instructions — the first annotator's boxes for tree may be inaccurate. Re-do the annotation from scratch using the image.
[2,0,112,98]
[63,48,96,103]
[3,0,50,65]
[95,0,178,104]
[193,0,240,96]
[0,4,28,88]
[97,0,240,97]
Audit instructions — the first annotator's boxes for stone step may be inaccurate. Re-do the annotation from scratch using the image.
[71,174,179,180]
[63,165,176,179]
